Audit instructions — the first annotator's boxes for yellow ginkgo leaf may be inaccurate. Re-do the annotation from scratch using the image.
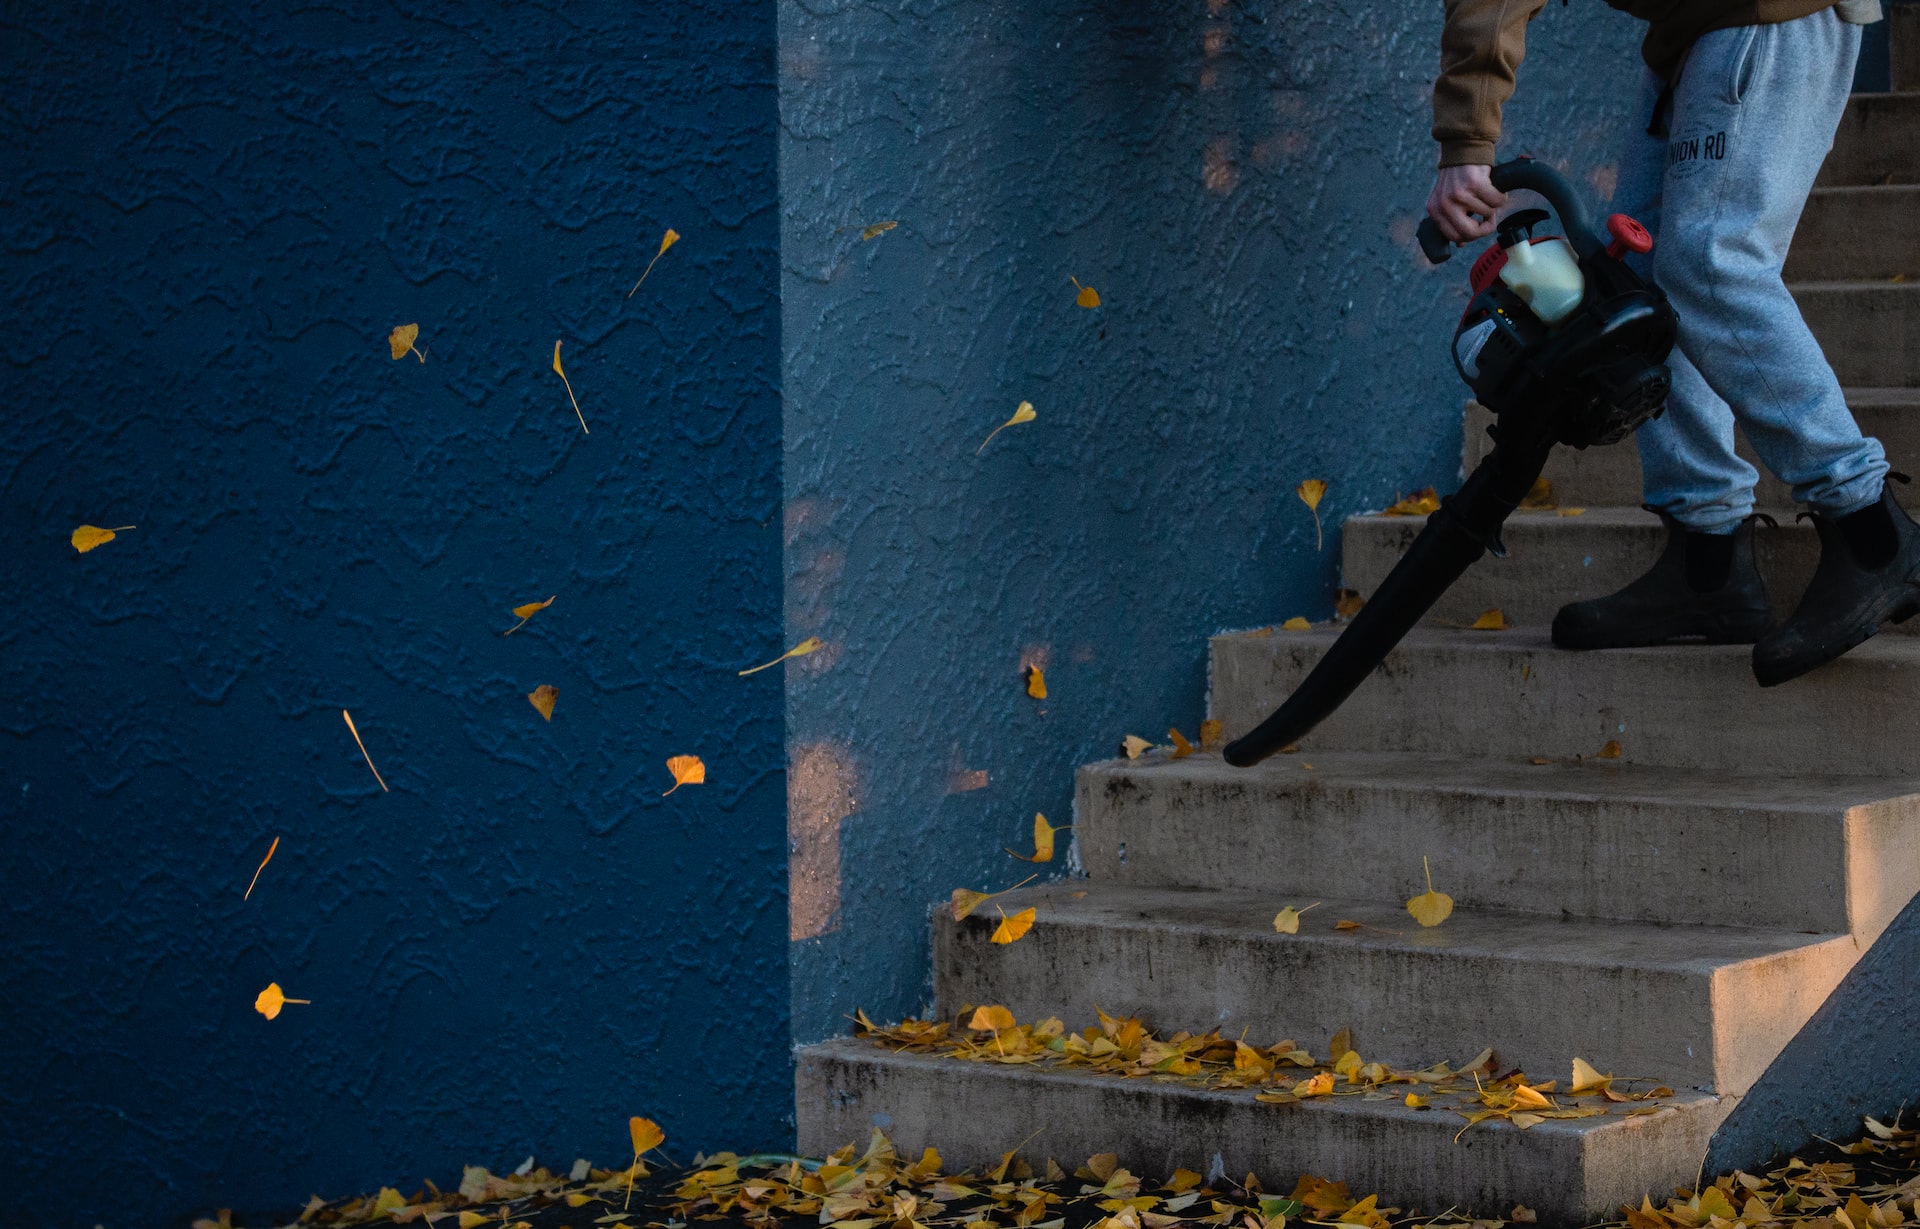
[527,685,558,722]
[388,323,424,363]
[504,594,556,636]
[71,524,136,553]
[1558,507,1587,517]
[662,754,705,796]
[975,401,1036,455]
[1168,728,1195,759]
[1597,740,1623,760]
[1405,1093,1431,1109]
[1007,813,1066,863]
[860,220,898,241]
[1272,902,1319,934]
[1070,277,1101,309]
[990,905,1037,945]
[629,1116,665,1155]
[627,228,682,298]
[1381,487,1442,517]
[1512,1083,1552,1110]
[1297,478,1328,550]
[553,340,588,435]
[458,1213,489,1229]
[1282,616,1312,632]
[1335,588,1366,619]
[1570,1057,1612,1094]
[1199,719,1223,751]
[1295,1071,1335,1097]
[1025,666,1047,699]
[254,982,310,1021]
[969,1005,1016,1031]
[1470,607,1507,631]
[739,636,826,675]
[1520,477,1555,510]
[950,888,993,921]
[1406,855,1454,927]
[1120,735,1152,759]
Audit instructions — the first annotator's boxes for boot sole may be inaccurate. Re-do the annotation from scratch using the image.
[1752,586,1920,687]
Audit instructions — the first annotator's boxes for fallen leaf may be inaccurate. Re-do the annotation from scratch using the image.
[627,228,681,297]
[1519,478,1555,510]
[1406,855,1454,927]
[662,755,705,796]
[1282,617,1312,631]
[1381,488,1442,517]
[1199,719,1224,750]
[1167,728,1195,759]
[1007,813,1066,863]
[254,982,310,1020]
[1295,1071,1334,1097]
[969,1005,1016,1031]
[388,323,424,363]
[1864,1115,1896,1140]
[1571,1057,1612,1094]
[1026,666,1047,699]
[1297,479,1328,550]
[458,1214,489,1229]
[951,874,1037,921]
[1333,919,1363,931]
[1470,607,1507,631]
[243,836,279,901]
[991,905,1037,945]
[342,709,390,792]
[1334,588,1366,619]
[739,636,826,675]
[1557,507,1587,517]
[1405,1093,1431,1109]
[1597,740,1623,759]
[1329,1027,1354,1063]
[629,1116,665,1155]
[1120,735,1152,759]
[71,524,136,553]
[1512,1083,1552,1110]
[1529,757,1554,766]
[527,684,558,721]
[504,595,556,636]
[976,401,1037,456]
[1510,1206,1537,1224]
[553,340,589,435]
[1272,902,1319,934]
[1070,277,1101,308]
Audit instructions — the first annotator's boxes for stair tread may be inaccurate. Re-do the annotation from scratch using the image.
[1226,622,1920,663]
[1082,749,1920,813]
[981,881,1849,974]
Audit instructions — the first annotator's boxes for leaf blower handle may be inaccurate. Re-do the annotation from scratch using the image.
[1414,158,1607,265]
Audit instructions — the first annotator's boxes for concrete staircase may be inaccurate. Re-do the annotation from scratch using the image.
[795,33,1920,1225]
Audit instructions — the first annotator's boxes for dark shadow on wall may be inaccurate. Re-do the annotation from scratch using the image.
[0,3,787,1224]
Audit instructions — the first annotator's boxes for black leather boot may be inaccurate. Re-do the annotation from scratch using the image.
[1751,479,1920,687]
[1551,510,1772,650]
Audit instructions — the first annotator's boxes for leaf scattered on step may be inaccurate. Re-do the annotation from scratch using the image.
[1529,756,1554,765]
[950,874,1037,921]
[1470,607,1506,631]
[662,755,706,796]
[1120,735,1152,759]
[1557,507,1586,517]
[553,340,588,435]
[1381,488,1441,517]
[1596,739,1622,760]
[1167,728,1195,758]
[244,835,280,901]
[627,228,681,297]
[504,594,556,635]
[1294,1071,1334,1097]
[1333,919,1363,931]
[1272,902,1319,934]
[1282,617,1312,631]
[253,982,309,1020]
[1406,856,1454,928]
[1335,588,1366,619]
[1070,277,1101,308]
[1511,1206,1537,1223]
[976,401,1036,455]
[1025,666,1047,699]
[388,323,424,362]
[1297,479,1328,550]
[739,636,825,675]
[527,684,558,721]
[1520,478,1555,510]
[1007,813,1064,863]
[71,523,136,553]
[990,905,1036,944]
[1199,719,1223,751]
[969,1005,1016,1031]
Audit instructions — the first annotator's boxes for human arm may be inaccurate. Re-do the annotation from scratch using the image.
[1427,0,1547,240]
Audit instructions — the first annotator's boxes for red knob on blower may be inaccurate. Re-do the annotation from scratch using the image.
[1606,213,1653,259]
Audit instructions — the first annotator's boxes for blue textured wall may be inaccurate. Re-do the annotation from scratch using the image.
[0,4,785,1224]
[779,0,1644,1043]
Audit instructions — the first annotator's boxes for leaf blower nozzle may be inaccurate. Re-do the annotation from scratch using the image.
[1223,159,1677,768]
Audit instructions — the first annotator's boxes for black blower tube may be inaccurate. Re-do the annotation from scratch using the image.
[1221,430,1553,768]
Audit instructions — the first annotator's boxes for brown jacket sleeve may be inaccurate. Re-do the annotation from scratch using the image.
[1433,0,1549,167]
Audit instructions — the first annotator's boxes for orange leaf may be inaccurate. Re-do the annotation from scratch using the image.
[1381,487,1441,517]
[969,1005,1015,1031]
[1334,588,1365,619]
[253,982,310,1020]
[388,323,424,363]
[71,524,136,553]
[504,595,556,635]
[243,836,280,901]
[1167,728,1195,759]
[629,1116,665,1155]
[1199,719,1224,750]
[991,905,1036,944]
[1282,617,1312,632]
[628,228,682,297]
[1597,740,1623,759]
[1519,478,1555,510]
[1120,735,1152,759]
[662,754,706,796]
[1070,277,1102,308]
[1294,1071,1334,1097]
[1297,478,1328,550]
[1007,813,1064,863]
[527,685,558,722]
[341,709,389,793]
[1470,607,1507,631]
[860,220,899,241]
[553,340,588,435]
[1025,666,1047,699]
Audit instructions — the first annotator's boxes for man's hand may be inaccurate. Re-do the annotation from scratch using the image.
[1426,164,1508,243]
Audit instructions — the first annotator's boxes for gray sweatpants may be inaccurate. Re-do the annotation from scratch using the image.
[1615,6,1889,534]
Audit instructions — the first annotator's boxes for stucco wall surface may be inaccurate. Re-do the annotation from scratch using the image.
[0,4,786,1223]
[779,0,1645,1043]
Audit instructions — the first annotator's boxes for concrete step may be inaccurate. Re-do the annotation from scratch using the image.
[796,1039,1730,1224]
[1892,7,1919,93]
[1798,281,1920,386]
[1338,504,1920,634]
[796,1039,1730,1225]
[1074,752,1920,937]
[1460,390,1920,509]
[932,883,1856,1096]
[1208,626,1920,775]
[1784,185,1920,281]
[1819,92,1920,186]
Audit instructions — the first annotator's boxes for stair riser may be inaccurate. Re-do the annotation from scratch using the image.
[934,908,1853,1095]
[1338,513,1920,634]
[1075,762,1920,936]
[1461,397,1920,510]
[1785,187,1920,280]
[1209,631,1920,775]
[796,1044,1731,1225]
[1800,285,1920,386]
[1819,93,1920,186]
[1892,8,1920,92]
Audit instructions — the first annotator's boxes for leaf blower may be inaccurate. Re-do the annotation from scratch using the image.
[1223,158,1678,767]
